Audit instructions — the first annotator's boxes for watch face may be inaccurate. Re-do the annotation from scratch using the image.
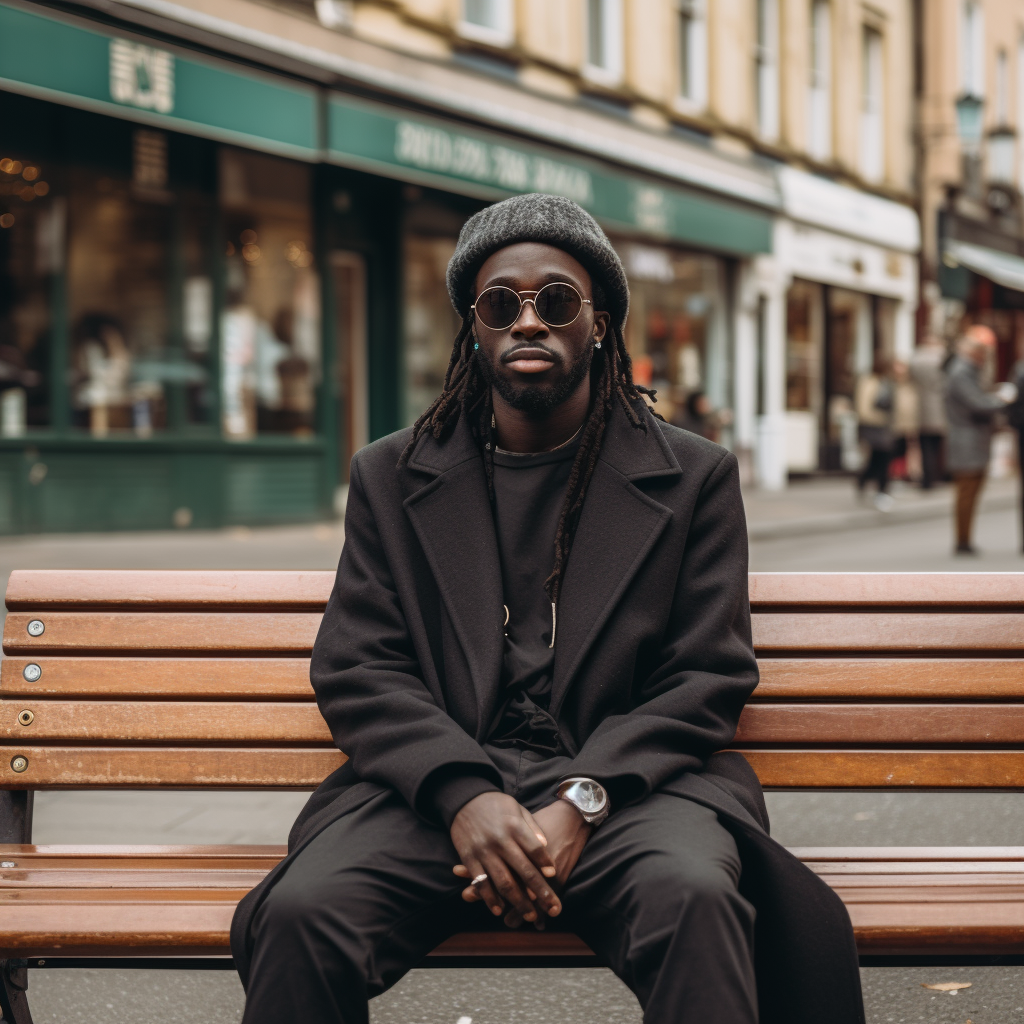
[572,781,605,814]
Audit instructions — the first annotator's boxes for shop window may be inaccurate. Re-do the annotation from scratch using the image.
[65,127,218,437]
[404,232,462,427]
[785,280,823,471]
[0,153,53,435]
[620,243,729,444]
[219,148,319,440]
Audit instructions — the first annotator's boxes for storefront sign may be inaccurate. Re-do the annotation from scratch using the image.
[328,95,772,256]
[0,1,318,159]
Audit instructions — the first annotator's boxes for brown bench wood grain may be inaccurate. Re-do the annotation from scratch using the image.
[2,570,1024,1023]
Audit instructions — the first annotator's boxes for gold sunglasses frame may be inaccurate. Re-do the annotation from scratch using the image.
[470,282,592,331]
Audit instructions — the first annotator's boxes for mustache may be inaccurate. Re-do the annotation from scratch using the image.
[500,343,563,366]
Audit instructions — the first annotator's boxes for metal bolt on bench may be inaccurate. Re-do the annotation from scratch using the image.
[2,569,1024,1024]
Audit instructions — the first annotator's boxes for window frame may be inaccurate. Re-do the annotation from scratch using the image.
[582,0,624,85]
[755,0,780,142]
[859,24,885,183]
[458,0,515,48]
[675,0,708,112]
[807,0,832,161]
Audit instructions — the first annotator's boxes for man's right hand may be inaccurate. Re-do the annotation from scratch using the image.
[450,792,560,924]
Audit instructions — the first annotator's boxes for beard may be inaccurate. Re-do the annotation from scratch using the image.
[476,340,594,414]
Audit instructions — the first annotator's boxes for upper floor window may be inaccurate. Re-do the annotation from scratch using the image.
[677,0,708,109]
[584,0,623,83]
[961,1,985,97]
[808,0,831,161]
[460,0,514,47]
[860,26,884,182]
[755,0,780,141]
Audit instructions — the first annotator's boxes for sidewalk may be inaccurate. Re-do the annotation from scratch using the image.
[743,475,1019,541]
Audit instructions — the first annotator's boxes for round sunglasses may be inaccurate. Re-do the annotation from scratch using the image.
[471,282,592,331]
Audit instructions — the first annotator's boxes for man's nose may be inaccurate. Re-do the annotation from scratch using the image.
[512,299,548,338]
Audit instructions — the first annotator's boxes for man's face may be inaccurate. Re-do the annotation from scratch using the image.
[472,242,609,414]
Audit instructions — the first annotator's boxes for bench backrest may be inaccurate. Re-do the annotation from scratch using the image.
[2,570,1022,791]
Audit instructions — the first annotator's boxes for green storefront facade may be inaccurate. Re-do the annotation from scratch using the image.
[0,0,772,534]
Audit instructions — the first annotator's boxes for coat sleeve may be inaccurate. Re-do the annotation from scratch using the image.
[948,366,1004,419]
[560,451,759,810]
[310,456,502,823]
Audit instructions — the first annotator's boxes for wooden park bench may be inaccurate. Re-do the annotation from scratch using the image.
[2,568,1024,1021]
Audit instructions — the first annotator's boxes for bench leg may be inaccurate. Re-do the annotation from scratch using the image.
[0,960,33,1024]
[0,792,33,844]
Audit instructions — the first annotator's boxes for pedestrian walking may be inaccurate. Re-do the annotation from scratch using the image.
[890,360,920,481]
[909,334,948,488]
[1006,353,1024,552]
[945,325,1010,555]
[855,355,896,511]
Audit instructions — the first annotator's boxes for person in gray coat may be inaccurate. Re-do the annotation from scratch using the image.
[945,326,1008,554]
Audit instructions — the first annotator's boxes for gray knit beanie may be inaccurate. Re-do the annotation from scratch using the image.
[446,193,629,330]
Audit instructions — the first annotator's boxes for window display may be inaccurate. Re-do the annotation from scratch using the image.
[619,243,728,440]
[220,148,319,439]
[0,152,54,434]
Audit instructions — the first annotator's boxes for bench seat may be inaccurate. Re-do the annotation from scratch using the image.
[2,844,1024,961]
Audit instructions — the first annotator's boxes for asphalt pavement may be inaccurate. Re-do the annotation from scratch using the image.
[6,477,1024,1023]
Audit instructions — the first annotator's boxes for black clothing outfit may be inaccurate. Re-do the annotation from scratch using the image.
[243,746,756,1024]
[858,447,892,494]
[919,432,944,490]
[231,402,864,1024]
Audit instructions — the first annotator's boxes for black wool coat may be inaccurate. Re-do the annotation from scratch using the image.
[231,402,865,1024]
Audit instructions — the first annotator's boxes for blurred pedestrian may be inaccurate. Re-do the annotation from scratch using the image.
[855,355,896,511]
[945,325,1011,555]
[909,334,948,489]
[1006,352,1024,551]
[672,389,716,440]
[890,360,920,481]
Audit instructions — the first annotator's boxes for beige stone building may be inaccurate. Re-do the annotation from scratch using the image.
[0,0,923,535]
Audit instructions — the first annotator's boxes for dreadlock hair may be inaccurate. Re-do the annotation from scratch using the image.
[399,289,658,616]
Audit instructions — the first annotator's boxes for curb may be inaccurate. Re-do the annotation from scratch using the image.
[747,488,1018,542]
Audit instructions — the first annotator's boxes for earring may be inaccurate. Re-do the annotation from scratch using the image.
[474,342,479,350]
[594,340,602,349]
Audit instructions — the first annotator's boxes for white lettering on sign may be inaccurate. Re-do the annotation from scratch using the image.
[394,120,593,206]
[110,38,175,115]
[633,185,669,233]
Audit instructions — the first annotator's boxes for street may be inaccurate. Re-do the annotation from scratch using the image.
[6,481,1024,1023]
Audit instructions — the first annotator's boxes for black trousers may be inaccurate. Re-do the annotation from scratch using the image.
[919,432,944,490]
[858,448,891,494]
[241,746,757,1024]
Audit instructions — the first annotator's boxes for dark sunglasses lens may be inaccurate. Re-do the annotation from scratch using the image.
[476,288,521,330]
[536,284,582,327]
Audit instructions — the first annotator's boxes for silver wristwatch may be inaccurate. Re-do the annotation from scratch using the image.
[556,777,609,826]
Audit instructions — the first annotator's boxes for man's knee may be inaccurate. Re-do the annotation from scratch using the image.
[634,853,751,930]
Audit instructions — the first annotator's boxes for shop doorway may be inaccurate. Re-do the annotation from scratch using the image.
[331,250,368,486]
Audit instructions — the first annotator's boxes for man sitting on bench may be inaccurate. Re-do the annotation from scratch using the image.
[230,194,865,1024]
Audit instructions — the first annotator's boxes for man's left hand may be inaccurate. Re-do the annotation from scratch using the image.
[455,799,592,928]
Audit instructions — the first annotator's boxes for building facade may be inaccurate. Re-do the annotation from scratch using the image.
[920,0,1024,387]
[0,0,920,532]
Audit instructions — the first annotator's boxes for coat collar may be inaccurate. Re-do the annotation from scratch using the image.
[402,401,682,728]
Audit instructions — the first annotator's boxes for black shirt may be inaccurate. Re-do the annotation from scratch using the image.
[486,439,579,754]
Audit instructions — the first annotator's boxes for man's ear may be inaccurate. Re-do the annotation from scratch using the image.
[592,310,610,347]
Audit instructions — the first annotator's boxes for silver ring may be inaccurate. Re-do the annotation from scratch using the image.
[471,873,488,886]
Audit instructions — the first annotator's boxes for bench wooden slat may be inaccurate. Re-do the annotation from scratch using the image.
[753,613,1024,652]
[3,748,1024,788]
[5,701,1024,745]
[0,747,344,787]
[0,658,314,699]
[3,657,1022,702]
[0,702,329,743]
[6,611,1024,656]
[10,571,1024,611]
[2,613,322,655]
[5,570,335,611]
[735,704,1024,744]
[748,573,1024,608]
[756,658,1024,698]
[742,750,1024,787]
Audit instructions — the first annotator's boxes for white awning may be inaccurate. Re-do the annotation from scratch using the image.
[944,238,1024,291]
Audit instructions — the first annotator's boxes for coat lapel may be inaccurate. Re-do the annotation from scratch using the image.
[403,418,505,736]
[550,406,681,716]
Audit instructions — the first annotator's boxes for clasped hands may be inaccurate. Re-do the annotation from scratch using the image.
[450,791,592,929]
